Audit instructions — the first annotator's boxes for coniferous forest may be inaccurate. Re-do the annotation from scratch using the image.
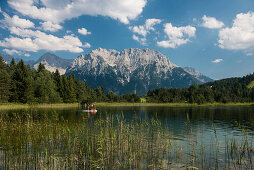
[1,55,254,104]
[146,74,254,104]
[0,56,140,104]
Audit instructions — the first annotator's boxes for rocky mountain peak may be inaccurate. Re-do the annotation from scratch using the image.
[67,48,209,95]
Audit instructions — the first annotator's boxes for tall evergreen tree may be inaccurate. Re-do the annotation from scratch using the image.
[35,69,61,103]
[67,74,77,103]
[0,56,10,102]
[9,60,34,103]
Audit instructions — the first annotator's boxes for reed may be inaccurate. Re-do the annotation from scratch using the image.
[0,109,253,169]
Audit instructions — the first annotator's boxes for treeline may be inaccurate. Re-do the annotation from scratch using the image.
[146,74,254,104]
[0,56,140,103]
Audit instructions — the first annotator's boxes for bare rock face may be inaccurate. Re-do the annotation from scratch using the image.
[183,67,213,83]
[67,48,211,95]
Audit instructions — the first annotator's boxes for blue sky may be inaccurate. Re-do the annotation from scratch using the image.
[0,0,254,79]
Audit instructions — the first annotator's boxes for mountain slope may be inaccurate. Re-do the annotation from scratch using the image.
[33,53,73,75]
[0,53,34,65]
[183,67,213,83]
[67,48,204,95]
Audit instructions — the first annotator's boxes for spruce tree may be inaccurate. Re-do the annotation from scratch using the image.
[0,56,10,102]
[67,74,77,103]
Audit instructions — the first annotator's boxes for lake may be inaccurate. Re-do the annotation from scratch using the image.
[1,106,254,169]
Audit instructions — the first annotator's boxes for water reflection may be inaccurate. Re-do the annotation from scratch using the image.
[0,106,254,169]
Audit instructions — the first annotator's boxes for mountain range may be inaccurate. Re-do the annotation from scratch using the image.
[66,48,213,95]
[1,48,213,95]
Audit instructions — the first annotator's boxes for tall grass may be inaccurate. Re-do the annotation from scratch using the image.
[0,109,253,169]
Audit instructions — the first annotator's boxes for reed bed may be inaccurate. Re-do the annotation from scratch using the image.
[0,109,253,169]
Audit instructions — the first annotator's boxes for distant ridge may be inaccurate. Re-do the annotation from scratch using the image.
[33,53,73,75]
[183,67,213,83]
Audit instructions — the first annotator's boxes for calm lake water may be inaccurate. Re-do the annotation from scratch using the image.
[1,106,254,169]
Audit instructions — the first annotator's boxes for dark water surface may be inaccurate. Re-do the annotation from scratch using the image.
[1,106,254,169]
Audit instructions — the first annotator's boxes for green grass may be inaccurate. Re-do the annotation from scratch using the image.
[0,103,79,110]
[96,102,254,107]
[1,102,254,110]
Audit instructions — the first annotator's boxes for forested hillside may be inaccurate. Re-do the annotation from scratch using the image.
[0,56,140,104]
[146,74,254,104]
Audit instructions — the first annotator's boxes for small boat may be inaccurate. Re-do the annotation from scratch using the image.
[82,109,97,113]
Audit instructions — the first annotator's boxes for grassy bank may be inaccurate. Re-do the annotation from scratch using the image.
[96,102,254,107]
[0,103,79,110]
[1,102,254,110]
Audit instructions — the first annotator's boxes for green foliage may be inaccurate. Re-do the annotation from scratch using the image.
[0,56,10,102]
[247,81,254,88]
[146,73,254,104]
[0,58,141,104]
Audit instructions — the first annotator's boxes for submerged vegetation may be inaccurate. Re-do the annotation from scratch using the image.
[0,108,254,169]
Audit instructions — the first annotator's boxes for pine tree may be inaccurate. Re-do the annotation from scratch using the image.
[67,74,77,103]
[37,62,45,72]
[35,70,61,103]
[10,60,34,103]
[0,56,10,102]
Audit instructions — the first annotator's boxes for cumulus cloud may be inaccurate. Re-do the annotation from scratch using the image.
[132,35,146,45]
[0,27,84,53]
[201,15,224,29]
[3,48,31,57]
[130,25,147,37]
[8,0,147,24]
[24,53,30,57]
[129,18,161,37]
[212,59,223,63]
[83,42,91,48]
[78,28,91,35]
[0,11,34,29]
[40,21,62,32]
[218,12,254,52]
[157,23,196,48]
[145,19,162,31]
[3,48,22,55]
[129,18,161,44]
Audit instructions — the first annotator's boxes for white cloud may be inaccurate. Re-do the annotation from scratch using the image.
[129,25,147,37]
[212,59,223,63]
[0,11,34,29]
[145,19,162,31]
[3,48,22,55]
[83,42,91,48]
[2,48,31,57]
[40,21,62,32]
[8,0,147,24]
[24,53,30,57]
[157,23,196,48]
[201,15,224,29]
[157,39,189,48]
[218,12,254,52]
[129,18,161,44]
[78,28,91,35]
[132,35,146,45]
[0,27,84,53]
[129,18,161,37]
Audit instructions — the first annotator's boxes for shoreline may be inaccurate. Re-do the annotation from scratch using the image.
[1,102,254,110]
[0,103,79,110]
[96,102,254,107]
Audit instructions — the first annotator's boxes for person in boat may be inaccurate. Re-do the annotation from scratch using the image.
[80,100,96,111]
